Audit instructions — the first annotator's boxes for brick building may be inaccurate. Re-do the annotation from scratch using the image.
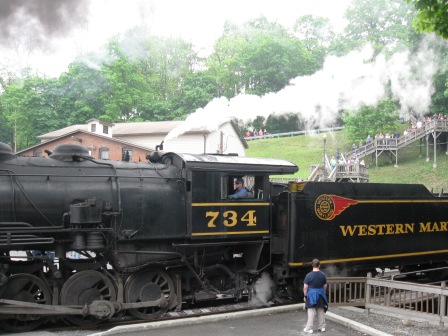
[17,119,248,162]
[18,129,152,162]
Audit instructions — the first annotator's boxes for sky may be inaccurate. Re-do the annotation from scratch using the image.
[0,0,351,77]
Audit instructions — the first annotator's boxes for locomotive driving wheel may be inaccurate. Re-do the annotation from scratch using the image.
[60,270,117,326]
[0,273,52,332]
[124,268,175,320]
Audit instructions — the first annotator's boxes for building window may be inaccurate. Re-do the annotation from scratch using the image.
[103,125,108,134]
[91,124,96,132]
[99,147,109,160]
[122,148,132,162]
[34,150,42,157]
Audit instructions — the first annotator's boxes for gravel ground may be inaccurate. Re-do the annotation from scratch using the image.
[330,306,448,336]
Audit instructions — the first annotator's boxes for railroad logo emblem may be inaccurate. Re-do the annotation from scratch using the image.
[315,194,358,220]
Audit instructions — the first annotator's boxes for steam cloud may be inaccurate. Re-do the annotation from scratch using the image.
[249,272,275,306]
[0,0,90,49]
[166,39,439,141]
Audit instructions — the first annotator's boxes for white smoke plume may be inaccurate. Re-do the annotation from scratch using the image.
[166,39,439,141]
[249,272,275,306]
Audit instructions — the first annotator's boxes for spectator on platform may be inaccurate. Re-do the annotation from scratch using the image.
[330,157,336,170]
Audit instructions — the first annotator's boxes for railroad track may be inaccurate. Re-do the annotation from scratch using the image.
[0,299,296,334]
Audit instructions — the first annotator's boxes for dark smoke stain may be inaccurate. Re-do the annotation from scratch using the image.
[0,0,90,47]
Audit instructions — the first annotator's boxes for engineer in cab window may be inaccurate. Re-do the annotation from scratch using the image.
[229,178,248,199]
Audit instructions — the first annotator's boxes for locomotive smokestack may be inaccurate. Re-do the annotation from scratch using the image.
[155,141,164,151]
[0,142,14,161]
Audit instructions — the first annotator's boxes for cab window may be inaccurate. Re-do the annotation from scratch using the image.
[222,175,265,200]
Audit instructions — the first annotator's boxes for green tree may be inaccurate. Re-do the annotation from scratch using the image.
[251,116,266,131]
[57,60,109,125]
[0,84,23,149]
[207,31,247,98]
[239,34,315,95]
[265,114,302,133]
[430,71,448,115]
[408,0,448,38]
[208,17,315,98]
[101,31,201,122]
[343,0,419,53]
[170,70,217,118]
[1,76,63,150]
[292,15,335,68]
[293,15,335,51]
[342,99,401,143]
[101,38,160,121]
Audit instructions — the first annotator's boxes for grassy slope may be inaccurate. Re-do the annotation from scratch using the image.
[245,129,448,192]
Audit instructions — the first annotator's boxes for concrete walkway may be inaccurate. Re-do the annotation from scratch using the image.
[90,304,392,336]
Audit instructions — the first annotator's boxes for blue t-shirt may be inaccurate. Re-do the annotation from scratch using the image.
[304,270,327,288]
[304,270,328,308]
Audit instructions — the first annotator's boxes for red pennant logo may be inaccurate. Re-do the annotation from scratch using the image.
[315,194,359,220]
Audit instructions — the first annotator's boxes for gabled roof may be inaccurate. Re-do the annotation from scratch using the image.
[113,121,191,136]
[38,124,88,140]
[37,120,248,148]
[39,120,223,138]
[18,130,154,155]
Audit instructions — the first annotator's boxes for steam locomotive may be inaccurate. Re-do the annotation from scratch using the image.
[1,142,448,332]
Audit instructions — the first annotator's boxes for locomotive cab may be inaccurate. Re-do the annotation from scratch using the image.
[162,152,298,240]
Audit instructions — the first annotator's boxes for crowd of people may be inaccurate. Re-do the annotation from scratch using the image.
[245,129,269,137]
[352,113,448,153]
[340,113,448,169]
[403,113,448,136]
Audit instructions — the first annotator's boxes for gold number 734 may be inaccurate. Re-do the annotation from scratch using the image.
[206,210,257,228]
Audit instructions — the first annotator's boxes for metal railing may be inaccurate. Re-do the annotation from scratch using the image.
[244,127,344,141]
[327,277,367,307]
[365,277,448,327]
[327,274,448,327]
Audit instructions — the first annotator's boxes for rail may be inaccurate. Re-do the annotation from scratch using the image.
[270,177,303,184]
[327,277,367,307]
[327,273,448,327]
[309,163,369,182]
[244,126,344,141]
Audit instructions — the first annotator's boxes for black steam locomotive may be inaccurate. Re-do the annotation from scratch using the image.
[1,142,448,332]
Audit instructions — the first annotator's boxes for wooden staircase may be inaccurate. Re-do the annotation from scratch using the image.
[308,119,448,182]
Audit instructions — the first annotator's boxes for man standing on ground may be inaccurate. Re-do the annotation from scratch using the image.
[303,259,328,334]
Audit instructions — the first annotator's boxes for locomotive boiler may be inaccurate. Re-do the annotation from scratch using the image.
[1,141,448,332]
